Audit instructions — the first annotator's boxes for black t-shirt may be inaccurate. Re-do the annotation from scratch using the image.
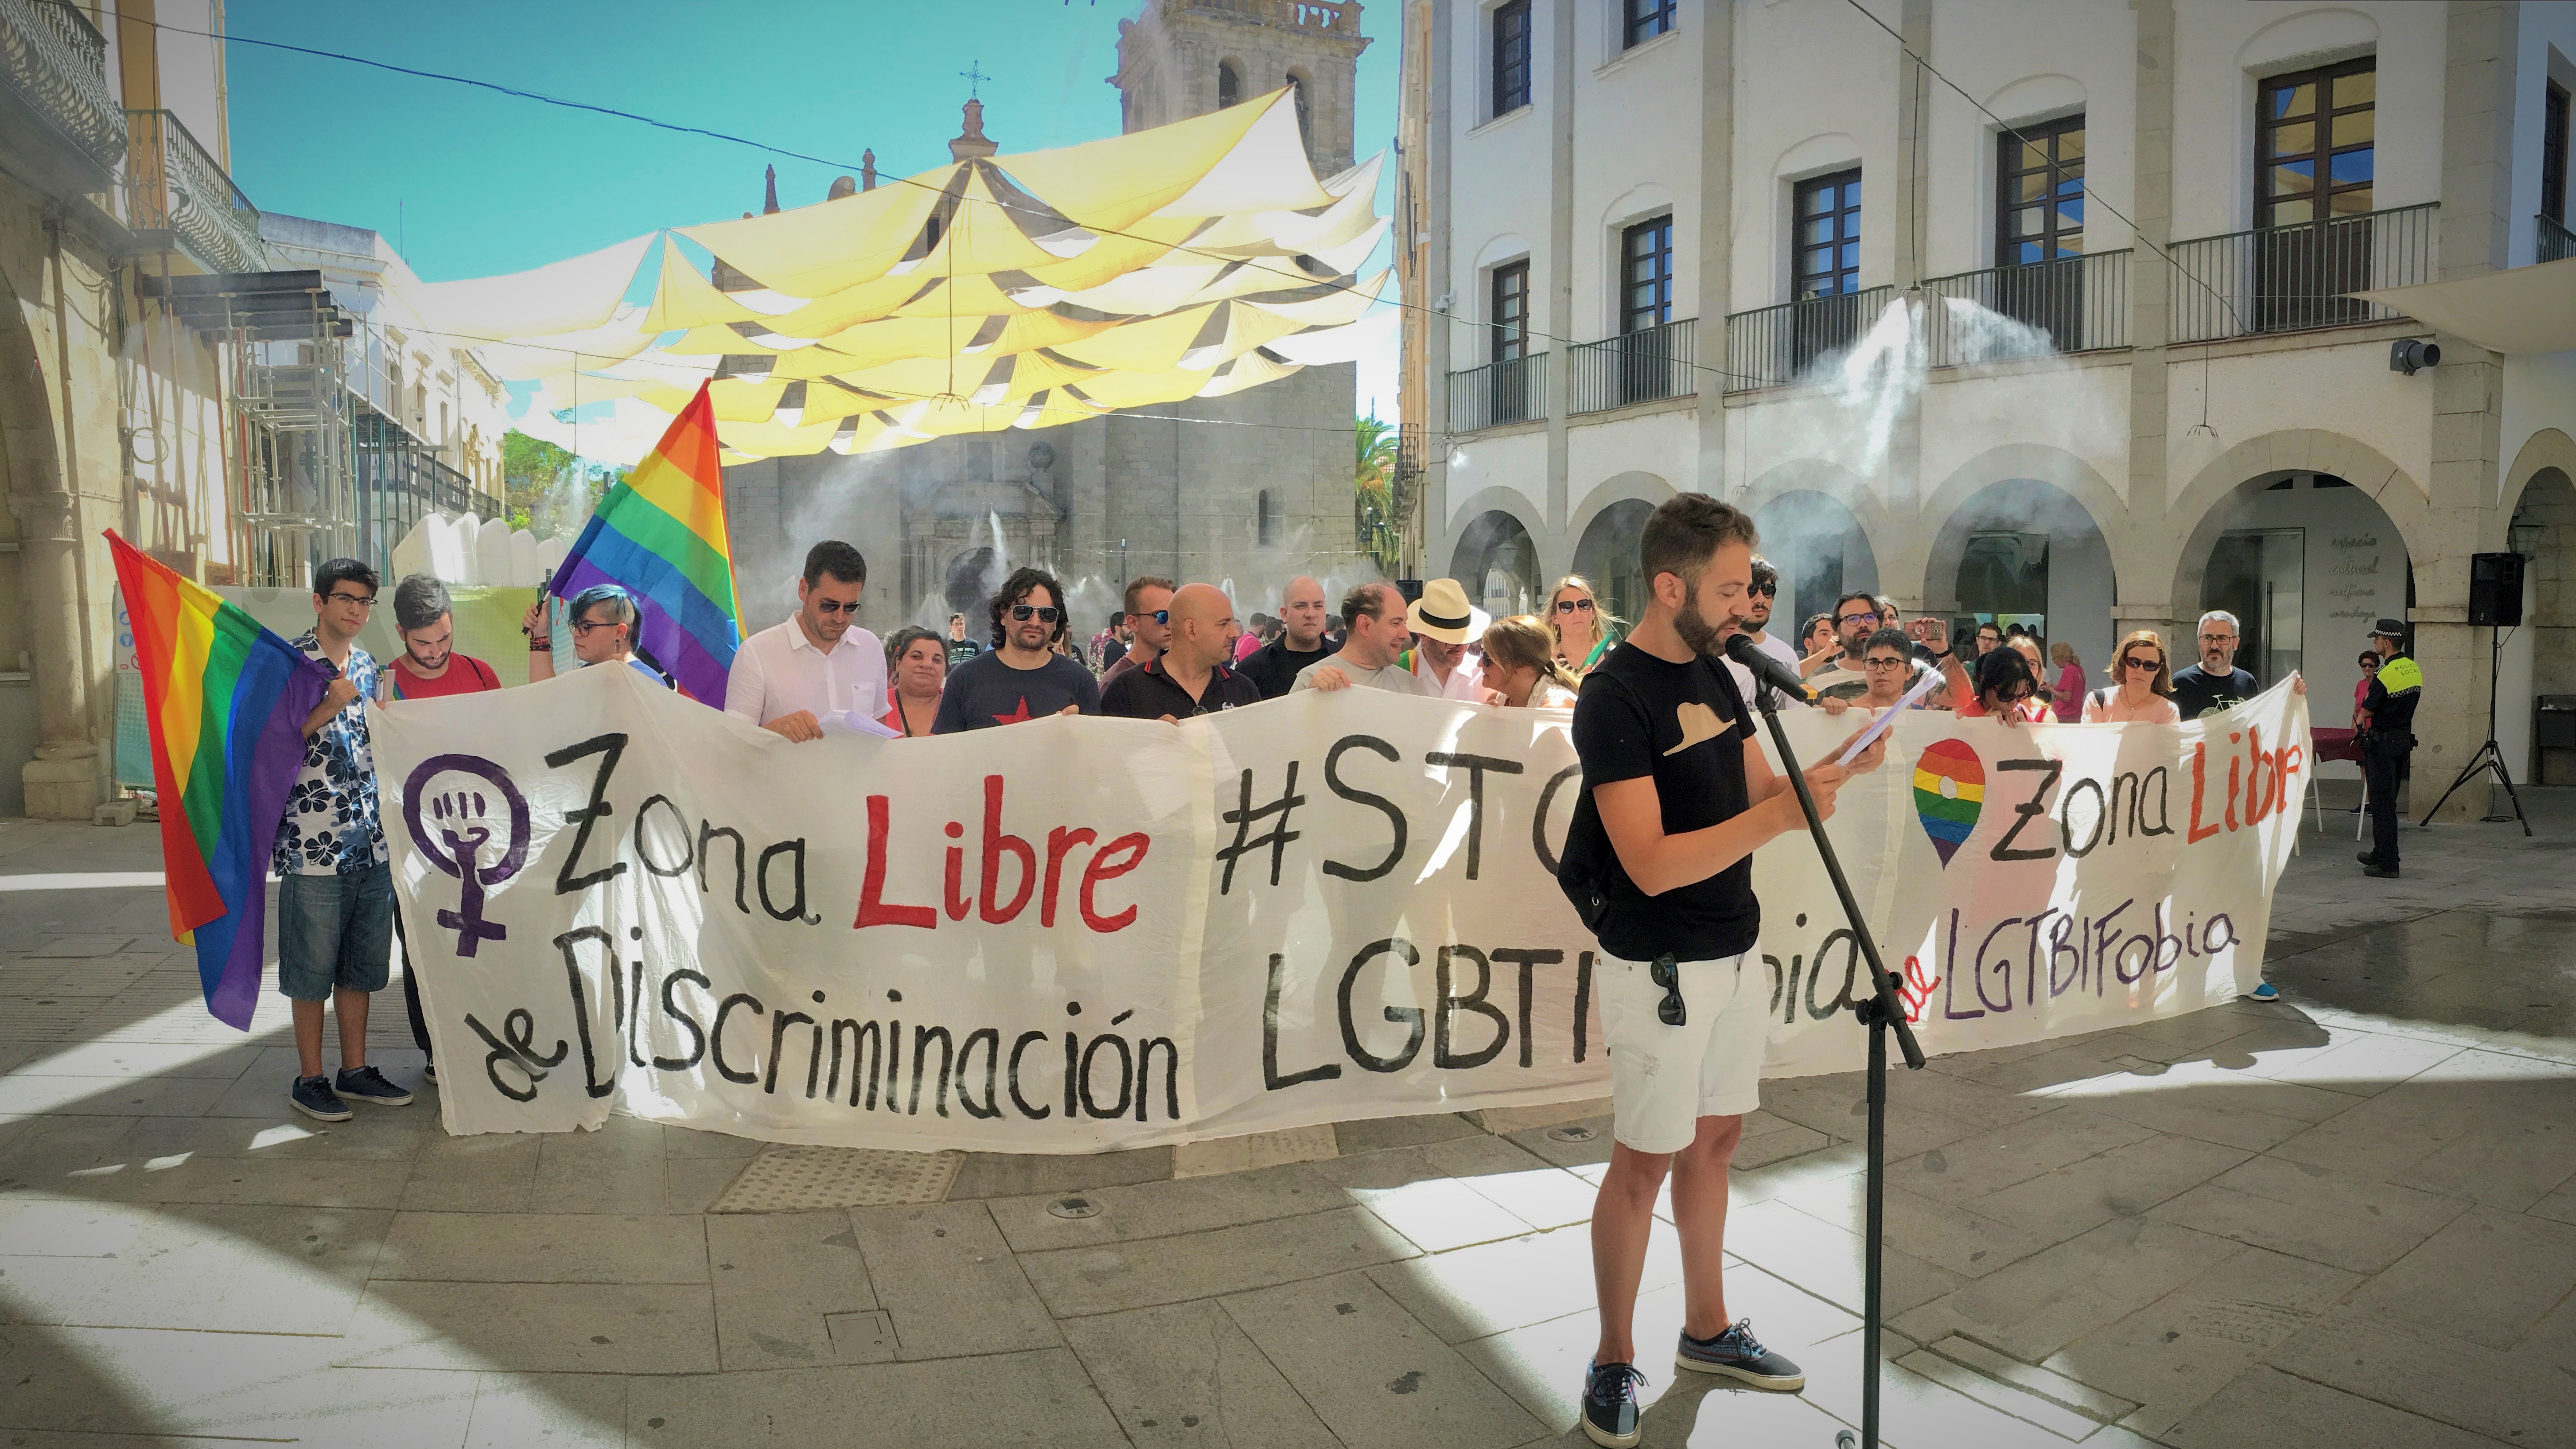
[932,650,1101,732]
[1100,655,1264,719]
[2167,664,2259,721]
[1560,644,1759,963]
[1238,638,1334,700]
[945,636,983,667]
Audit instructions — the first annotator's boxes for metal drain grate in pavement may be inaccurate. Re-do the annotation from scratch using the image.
[708,1144,964,1212]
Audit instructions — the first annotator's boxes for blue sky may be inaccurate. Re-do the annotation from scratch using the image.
[225,0,1401,415]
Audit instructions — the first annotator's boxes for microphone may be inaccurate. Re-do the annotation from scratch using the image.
[1725,633,1815,703]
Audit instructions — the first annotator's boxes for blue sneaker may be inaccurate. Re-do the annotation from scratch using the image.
[1677,1319,1806,1390]
[289,1074,351,1122]
[334,1064,414,1107]
[2246,982,2280,1002]
[1580,1361,1646,1447]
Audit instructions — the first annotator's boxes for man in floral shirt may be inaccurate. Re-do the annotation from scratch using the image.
[274,558,413,1122]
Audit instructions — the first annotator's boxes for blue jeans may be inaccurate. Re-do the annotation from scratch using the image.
[276,863,393,1002]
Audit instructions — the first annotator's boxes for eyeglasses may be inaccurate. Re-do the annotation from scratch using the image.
[1649,954,1685,1027]
[1839,611,1879,625]
[570,619,621,637]
[1995,686,2035,705]
[325,592,376,609]
[813,598,861,615]
[2199,633,2235,645]
[1554,598,1595,614]
[1748,584,1777,597]
[1863,655,1908,670]
[1010,604,1062,623]
[2121,655,2159,671]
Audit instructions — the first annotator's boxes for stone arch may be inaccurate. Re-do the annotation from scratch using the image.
[1903,443,2132,601]
[2163,429,2429,617]
[1450,491,1546,621]
[2502,427,2576,539]
[1217,58,1244,109]
[2237,8,2378,76]
[1568,473,1672,623]
[1986,74,2086,123]
[1739,460,1888,637]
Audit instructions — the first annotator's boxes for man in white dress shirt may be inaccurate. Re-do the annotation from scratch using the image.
[724,541,885,742]
[1405,577,1495,702]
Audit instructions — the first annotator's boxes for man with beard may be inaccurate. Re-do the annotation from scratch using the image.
[933,567,1101,730]
[1101,583,1262,720]
[1239,575,1336,699]
[724,541,883,743]
[1802,592,1903,702]
[1554,493,1883,1446]
[2167,609,2262,721]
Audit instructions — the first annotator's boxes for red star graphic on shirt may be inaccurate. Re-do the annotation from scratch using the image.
[991,696,1034,725]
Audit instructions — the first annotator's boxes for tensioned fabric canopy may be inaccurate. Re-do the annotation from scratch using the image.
[418,90,1388,465]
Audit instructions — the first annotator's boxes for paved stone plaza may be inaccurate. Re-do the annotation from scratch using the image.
[0,784,2570,1449]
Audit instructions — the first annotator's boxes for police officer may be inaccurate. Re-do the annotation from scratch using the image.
[2356,618,2420,878]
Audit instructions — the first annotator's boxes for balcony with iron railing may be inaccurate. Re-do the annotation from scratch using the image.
[1722,285,1894,393]
[2167,202,2437,345]
[124,107,266,276]
[1920,250,2130,368]
[0,0,126,192]
[1571,317,1697,414]
[1445,352,1547,434]
[2541,214,2574,265]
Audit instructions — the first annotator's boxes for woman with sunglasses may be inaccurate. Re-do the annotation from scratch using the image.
[1477,614,1582,708]
[2081,631,2181,724]
[2352,650,2380,730]
[930,566,1101,732]
[1548,575,1624,676]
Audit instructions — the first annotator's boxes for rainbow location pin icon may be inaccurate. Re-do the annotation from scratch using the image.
[1913,738,1985,866]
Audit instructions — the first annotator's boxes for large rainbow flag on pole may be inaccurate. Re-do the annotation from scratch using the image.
[548,382,741,705]
[107,532,329,1029]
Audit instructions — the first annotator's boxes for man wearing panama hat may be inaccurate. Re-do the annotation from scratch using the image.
[2356,617,2421,879]
[1403,577,1495,702]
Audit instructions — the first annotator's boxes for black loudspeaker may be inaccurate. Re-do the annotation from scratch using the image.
[2468,552,2525,628]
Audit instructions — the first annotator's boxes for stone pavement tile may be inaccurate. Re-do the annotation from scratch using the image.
[464,1372,629,1449]
[14,958,158,997]
[0,1324,479,1442]
[528,1114,670,1214]
[2263,1289,2576,1445]
[1019,1204,1417,1317]
[401,1132,541,1212]
[704,1210,878,1371]
[987,1159,1344,1253]
[1502,1110,1617,1168]
[1891,1348,2121,1441]
[2327,1205,2576,1351]
[1220,1269,1550,1449]
[2096,1005,2302,1062]
[72,1150,411,1209]
[2242,1025,2466,1094]
[1329,1110,1484,1154]
[1170,1124,1341,1178]
[0,1072,230,1119]
[1762,1080,1997,1162]
[1916,1334,2141,1427]
[1432,1137,1602,1231]
[2041,1244,2360,1439]
[1060,1299,1341,1448]
[2033,1075,2346,1151]
[1469,1095,1609,1136]
[19,935,137,959]
[1772,1173,2058,1279]
[1800,1332,2147,1449]
[377,1211,708,1283]
[2,1040,261,1079]
[1887,1105,2159,1205]
[622,1350,1128,1447]
[1890,1217,2237,1363]
[2145,1153,2477,1274]
[1969,1132,2251,1239]
[2164,1365,2501,1449]
[198,1048,426,1118]
[1721,1198,1965,1321]
[1314,1145,1536,1251]
[1721,1140,1865,1208]
[659,1122,762,1159]
[339,1279,718,1373]
[1368,1221,1681,1344]
[1929,1036,2145,1097]
[842,1200,1061,1359]
[2269,1060,2576,1211]
[0,1000,107,1041]
[108,1107,431,1163]
[660,1154,741,1213]
[2530,1175,2576,1226]
[946,1144,1173,1198]
[0,1200,390,1333]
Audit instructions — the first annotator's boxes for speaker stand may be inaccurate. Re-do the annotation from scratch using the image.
[2416,627,2532,836]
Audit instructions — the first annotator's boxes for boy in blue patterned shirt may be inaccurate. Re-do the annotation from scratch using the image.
[274,558,413,1122]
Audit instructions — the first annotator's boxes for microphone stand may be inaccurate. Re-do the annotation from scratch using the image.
[1750,681,1924,1449]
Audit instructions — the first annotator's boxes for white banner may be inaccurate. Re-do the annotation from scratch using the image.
[372,667,2310,1151]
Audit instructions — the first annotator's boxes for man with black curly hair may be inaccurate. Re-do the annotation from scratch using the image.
[933,567,1102,731]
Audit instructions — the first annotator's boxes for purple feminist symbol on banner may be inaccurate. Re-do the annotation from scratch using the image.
[403,755,531,957]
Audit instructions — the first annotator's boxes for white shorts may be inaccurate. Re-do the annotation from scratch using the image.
[1599,951,1767,1154]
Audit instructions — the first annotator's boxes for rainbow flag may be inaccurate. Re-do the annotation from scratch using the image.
[548,382,740,705]
[107,533,329,1029]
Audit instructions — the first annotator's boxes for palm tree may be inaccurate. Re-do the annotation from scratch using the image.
[1354,413,1400,573]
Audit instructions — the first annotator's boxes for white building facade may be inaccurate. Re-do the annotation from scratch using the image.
[1406,0,2576,812]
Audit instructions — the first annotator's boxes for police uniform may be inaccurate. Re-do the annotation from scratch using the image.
[2358,618,2420,873]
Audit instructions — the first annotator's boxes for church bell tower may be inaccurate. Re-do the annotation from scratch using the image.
[1110,0,1369,175]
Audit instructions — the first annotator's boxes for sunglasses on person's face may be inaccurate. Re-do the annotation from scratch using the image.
[812,597,861,615]
[1555,598,1595,614]
[1650,954,1685,1027]
[2121,654,2159,671]
[1748,584,1777,597]
[1010,605,1062,623]
[1140,609,1170,626]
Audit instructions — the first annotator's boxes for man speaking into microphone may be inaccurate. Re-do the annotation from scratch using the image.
[1556,494,1882,1447]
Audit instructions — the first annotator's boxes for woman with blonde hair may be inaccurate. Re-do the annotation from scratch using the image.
[1545,575,1623,676]
[1478,614,1582,708]
[2048,640,2086,722]
[2082,629,2181,723]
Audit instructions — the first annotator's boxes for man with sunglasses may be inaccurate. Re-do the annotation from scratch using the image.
[1805,592,1916,703]
[1734,557,1808,705]
[1101,583,1261,721]
[724,541,883,744]
[1099,576,1176,689]
[1555,495,1884,1447]
[934,566,1100,731]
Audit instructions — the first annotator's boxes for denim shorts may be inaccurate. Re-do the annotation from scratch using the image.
[276,863,394,1001]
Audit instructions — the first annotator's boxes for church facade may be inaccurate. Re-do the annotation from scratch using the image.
[724,0,1375,643]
